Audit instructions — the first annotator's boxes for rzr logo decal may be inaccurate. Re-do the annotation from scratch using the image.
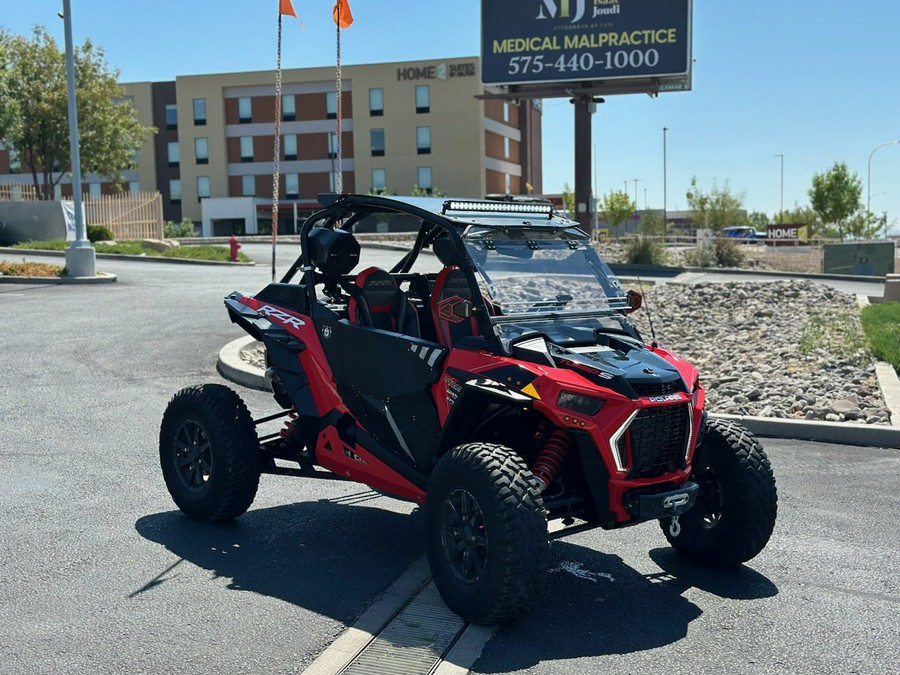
[257,305,305,330]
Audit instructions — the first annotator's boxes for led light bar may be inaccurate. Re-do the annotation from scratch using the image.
[442,200,555,216]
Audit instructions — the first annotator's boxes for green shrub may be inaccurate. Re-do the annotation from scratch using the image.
[624,236,668,265]
[861,302,900,372]
[712,237,744,267]
[163,218,197,238]
[684,238,745,268]
[86,225,114,242]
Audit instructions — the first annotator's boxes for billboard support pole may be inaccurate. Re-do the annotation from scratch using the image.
[573,95,596,237]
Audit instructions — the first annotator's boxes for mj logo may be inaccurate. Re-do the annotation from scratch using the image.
[536,0,586,23]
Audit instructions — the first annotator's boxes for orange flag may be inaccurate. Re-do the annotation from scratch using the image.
[279,0,297,17]
[333,0,353,28]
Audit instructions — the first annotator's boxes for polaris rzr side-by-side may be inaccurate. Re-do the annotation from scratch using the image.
[159,194,777,624]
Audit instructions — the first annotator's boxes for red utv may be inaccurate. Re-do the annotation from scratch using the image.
[159,194,777,624]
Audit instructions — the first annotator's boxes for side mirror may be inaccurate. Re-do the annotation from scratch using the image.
[625,289,642,314]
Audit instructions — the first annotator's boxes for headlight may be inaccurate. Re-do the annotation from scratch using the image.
[557,392,605,416]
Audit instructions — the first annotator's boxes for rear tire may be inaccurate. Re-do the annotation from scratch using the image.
[159,384,260,522]
[425,443,548,624]
[660,419,777,566]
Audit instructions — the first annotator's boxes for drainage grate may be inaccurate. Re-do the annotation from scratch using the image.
[341,583,466,675]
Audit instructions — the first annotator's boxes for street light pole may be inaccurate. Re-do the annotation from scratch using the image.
[775,154,784,224]
[631,178,641,208]
[662,127,668,230]
[61,0,95,277]
[867,140,900,238]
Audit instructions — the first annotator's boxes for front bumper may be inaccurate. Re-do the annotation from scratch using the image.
[622,482,699,521]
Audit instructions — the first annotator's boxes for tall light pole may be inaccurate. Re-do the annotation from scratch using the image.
[662,127,668,230]
[775,154,784,224]
[61,0,95,277]
[631,178,641,208]
[868,140,900,238]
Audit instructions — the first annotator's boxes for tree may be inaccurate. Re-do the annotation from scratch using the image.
[808,162,862,242]
[1,26,153,200]
[599,190,634,240]
[637,209,665,237]
[0,32,19,143]
[561,182,575,217]
[685,177,745,231]
[747,211,770,229]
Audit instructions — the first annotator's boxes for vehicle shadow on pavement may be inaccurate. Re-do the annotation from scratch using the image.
[472,540,778,673]
[134,494,423,624]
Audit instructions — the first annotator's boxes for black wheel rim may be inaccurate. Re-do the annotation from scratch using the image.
[692,464,724,529]
[440,489,488,584]
[173,420,212,492]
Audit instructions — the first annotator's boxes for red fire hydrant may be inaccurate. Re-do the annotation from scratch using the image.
[229,234,241,262]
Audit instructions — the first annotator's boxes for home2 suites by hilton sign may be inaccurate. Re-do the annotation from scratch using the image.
[397,62,477,81]
[481,0,692,89]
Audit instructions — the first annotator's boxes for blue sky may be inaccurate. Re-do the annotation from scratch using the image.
[4,1,900,230]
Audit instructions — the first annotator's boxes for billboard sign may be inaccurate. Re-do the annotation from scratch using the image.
[767,224,809,242]
[481,0,692,90]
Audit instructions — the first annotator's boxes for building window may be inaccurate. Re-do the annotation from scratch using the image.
[417,167,432,193]
[238,97,252,123]
[503,102,510,123]
[285,173,299,198]
[197,176,210,201]
[370,129,385,157]
[240,136,254,162]
[369,88,383,116]
[170,179,182,204]
[241,175,255,197]
[165,104,178,130]
[415,85,430,114]
[505,173,511,194]
[283,134,297,161]
[129,181,140,194]
[326,92,337,119]
[195,137,209,164]
[416,126,431,155]
[193,98,206,126]
[504,137,510,159]
[327,132,337,159]
[371,168,386,191]
[282,95,296,121]
[167,142,180,167]
[8,148,20,172]
[88,182,102,197]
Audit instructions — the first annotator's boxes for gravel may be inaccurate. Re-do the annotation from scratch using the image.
[240,279,893,426]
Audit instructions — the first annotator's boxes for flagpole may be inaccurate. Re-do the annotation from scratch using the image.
[271,5,284,282]
[335,6,343,194]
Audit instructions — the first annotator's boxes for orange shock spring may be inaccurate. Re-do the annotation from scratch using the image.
[531,430,571,490]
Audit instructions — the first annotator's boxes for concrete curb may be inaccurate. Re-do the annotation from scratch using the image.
[217,336,900,448]
[609,262,886,283]
[216,336,268,391]
[0,271,117,285]
[0,246,255,266]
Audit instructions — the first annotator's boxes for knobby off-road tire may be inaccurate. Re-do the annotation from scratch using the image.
[661,418,777,567]
[159,384,260,522]
[425,443,549,625]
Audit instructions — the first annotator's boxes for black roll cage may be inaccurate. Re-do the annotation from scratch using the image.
[279,193,503,353]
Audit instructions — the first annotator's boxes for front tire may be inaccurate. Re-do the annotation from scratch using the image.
[159,384,260,522]
[425,443,548,624]
[661,419,777,566]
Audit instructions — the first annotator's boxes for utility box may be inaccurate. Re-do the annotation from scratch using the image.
[822,242,895,277]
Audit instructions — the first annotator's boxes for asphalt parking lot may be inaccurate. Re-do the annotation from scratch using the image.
[0,250,898,674]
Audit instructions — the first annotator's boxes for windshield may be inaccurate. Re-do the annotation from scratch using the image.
[462,225,635,344]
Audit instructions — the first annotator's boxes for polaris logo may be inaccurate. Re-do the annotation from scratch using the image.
[257,304,305,330]
[647,394,681,403]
